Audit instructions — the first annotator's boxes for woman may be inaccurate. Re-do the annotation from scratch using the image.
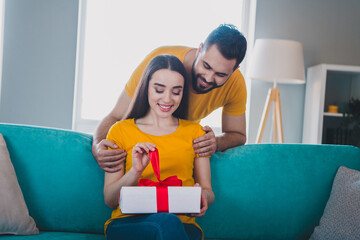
[103,54,214,240]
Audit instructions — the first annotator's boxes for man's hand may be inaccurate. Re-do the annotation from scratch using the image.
[193,126,217,157]
[93,139,127,173]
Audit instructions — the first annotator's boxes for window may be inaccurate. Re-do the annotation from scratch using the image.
[73,0,256,134]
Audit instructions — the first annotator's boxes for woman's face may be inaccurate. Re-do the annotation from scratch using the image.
[148,69,184,119]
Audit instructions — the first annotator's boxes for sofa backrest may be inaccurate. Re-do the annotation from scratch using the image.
[0,123,112,234]
[197,144,360,239]
[2,123,360,239]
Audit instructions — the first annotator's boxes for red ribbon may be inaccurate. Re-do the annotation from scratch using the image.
[138,148,182,212]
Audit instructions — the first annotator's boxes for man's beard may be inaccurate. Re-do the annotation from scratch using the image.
[191,62,222,94]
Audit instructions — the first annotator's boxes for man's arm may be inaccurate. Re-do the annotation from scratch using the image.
[92,90,132,172]
[193,112,246,157]
[216,112,246,152]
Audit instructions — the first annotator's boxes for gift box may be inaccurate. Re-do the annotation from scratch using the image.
[120,186,201,214]
[119,148,201,214]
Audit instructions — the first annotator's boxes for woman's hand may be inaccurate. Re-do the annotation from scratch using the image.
[192,156,214,217]
[190,183,209,217]
[131,143,156,173]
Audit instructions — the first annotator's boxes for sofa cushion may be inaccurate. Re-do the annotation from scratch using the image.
[0,134,39,235]
[310,166,360,240]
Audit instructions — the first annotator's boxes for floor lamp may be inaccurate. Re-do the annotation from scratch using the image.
[248,39,305,143]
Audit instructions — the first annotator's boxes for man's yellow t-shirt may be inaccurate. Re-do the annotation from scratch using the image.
[125,46,247,122]
[104,118,207,232]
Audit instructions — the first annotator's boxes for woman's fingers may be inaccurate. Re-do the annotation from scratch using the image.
[134,142,156,153]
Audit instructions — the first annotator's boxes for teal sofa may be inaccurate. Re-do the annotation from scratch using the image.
[1,123,359,240]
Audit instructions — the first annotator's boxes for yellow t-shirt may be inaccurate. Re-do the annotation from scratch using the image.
[125,46,247,122]
[104,118,207,231]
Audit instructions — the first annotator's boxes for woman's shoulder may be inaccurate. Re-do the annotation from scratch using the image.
[179,119,204,133]
[180,119,200,127]
[110,119,136,131]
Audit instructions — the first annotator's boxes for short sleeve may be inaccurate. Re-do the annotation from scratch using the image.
[193,123,206,140]
[192,123,210,158]
[223,70,247,116]
[106,122,124,150]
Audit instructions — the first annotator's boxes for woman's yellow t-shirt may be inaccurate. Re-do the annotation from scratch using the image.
[104,118,207,231]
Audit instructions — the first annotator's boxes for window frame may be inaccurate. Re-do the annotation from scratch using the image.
[72,0,257,136]
[0,0,5,104]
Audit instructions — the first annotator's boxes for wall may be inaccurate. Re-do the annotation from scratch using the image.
[0,0,78,129]
[248,0,360,143]
[0,0,359,140]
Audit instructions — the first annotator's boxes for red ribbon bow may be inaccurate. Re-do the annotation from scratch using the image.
[138,148,182,212]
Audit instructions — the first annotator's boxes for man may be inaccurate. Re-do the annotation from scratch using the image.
[93,24,247,172]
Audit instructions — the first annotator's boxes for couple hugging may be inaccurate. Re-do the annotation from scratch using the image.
[94,24,247,240]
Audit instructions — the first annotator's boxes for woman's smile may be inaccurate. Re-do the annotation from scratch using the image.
[157,103,173,112]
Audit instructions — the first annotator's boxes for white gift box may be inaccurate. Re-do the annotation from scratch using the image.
[120,186,201,214]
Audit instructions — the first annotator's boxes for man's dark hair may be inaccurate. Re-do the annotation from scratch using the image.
[203,24,247,70]
[125,54,189,120]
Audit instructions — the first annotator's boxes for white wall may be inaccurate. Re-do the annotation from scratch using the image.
[1,0,360,142]
[248,0,360,143]
[0,0,78,129]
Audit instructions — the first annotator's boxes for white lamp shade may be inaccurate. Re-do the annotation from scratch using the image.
[249,39,305,84]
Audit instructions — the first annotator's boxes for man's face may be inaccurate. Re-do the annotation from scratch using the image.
[191,44,237,94]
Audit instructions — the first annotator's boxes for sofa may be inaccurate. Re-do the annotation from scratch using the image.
[0,123,359,240]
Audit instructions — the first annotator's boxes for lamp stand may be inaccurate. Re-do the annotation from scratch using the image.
[256,83,284,143]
